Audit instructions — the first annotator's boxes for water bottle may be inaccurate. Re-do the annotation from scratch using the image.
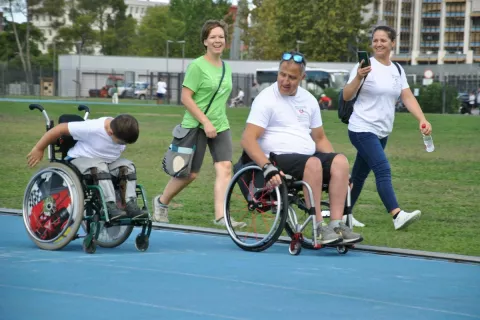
[421,124,434,152]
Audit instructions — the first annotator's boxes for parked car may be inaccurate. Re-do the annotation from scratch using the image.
[133,82,151,100]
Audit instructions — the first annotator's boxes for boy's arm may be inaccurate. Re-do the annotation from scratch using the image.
[27,123,70,167]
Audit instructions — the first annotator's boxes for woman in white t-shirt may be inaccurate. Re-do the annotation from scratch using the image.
[342,25,432,231]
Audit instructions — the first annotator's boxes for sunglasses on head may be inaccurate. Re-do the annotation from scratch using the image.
[282,52,306,65]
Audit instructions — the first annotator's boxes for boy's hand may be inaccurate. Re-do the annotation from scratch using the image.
[27,147,44,167]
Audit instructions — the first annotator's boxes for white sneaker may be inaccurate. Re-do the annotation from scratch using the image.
[152,195,169,223]
[214,217,247,229]
[342,215,366,227]
[393,210,421,230]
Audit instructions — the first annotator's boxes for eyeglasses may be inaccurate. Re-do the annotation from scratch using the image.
[282,52,306,65]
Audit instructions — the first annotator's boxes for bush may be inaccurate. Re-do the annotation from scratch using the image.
[409,82,459,114]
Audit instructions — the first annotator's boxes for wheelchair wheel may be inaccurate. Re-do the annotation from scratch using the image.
[23,162,84,251]
[224,165,288,252]
[81,189,134,249]
[89,223,133,248]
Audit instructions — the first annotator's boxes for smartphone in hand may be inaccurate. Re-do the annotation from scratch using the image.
[357,51,370,68]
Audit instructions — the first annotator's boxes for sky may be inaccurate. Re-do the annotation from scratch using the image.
[1,0,241,23]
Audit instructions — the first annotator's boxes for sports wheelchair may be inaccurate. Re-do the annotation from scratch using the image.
[22,104,152,254]
[223,161,355,256]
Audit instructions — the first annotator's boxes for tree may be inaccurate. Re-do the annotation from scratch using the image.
[1,0,64,93]
[248,0,281,60]
[135,6,185,57]
[103,0,137,56]
[246,0,374,61]
[169,0,232,58]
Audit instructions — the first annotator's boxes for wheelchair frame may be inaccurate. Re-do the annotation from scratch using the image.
[22,104,152,254]
[224,164,355,256]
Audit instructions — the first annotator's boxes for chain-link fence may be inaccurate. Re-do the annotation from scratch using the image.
[0,65,256,107]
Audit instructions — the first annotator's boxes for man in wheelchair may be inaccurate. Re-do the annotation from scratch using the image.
[27,114,146,220]
[240,51,363,245]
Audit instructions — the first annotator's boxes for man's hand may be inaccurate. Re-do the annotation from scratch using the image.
[263,163,283,188]
[203,121,217,138]
[27,146,45,168]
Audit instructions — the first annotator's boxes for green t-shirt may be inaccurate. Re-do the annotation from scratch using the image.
[181,56,232,132]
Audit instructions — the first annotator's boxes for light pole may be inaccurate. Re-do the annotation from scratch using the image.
[166,40,186,74]
[166,40,172,74]
[52,41,56,96]
[75,41,82,99]
[296,40,306,52]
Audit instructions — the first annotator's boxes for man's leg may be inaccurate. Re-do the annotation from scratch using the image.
[301,157,324,223]
[323,153,363,243]
[70,157,126,219]
[274,153,341,245]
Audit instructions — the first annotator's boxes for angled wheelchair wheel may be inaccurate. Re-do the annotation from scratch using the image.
[23,162,84,251]
[81,189,134,248]
[224,165,288,252]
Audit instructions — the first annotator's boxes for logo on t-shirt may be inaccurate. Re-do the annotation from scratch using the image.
[294,105,309,123]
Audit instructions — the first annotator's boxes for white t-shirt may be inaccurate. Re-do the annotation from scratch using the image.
[246,82,323,157]
[67,117,126,162]
[157,81,167,94]
[237,90,245,99]
[347,57,409,138]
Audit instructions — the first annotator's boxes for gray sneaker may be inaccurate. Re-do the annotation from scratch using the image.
[316,223,343,245]
[214,217,247,229]
[334,221,363,243]
[106,202,127,220]
[152,195,169,223]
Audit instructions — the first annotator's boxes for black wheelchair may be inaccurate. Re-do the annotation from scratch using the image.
[22,104,152,254]
[224,161,355,256]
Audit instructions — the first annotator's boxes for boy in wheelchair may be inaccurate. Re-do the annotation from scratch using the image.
[27,114,146,220]
[240,51,363,245]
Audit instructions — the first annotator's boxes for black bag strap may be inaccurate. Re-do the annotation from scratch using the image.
[198,61,225,127]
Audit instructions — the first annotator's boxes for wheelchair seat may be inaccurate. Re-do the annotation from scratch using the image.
[57,114,84,160]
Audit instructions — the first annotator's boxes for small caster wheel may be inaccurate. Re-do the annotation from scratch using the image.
[288,241,302,256]
[336,245,348,254]
[135,234,149,252]
[83,239,96,254]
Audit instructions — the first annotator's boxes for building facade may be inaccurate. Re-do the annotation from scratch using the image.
[372,0,480,64]
[31,0,165,54]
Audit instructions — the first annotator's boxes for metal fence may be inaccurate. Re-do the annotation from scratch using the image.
[0,65,256,106]
[1,64,480,109]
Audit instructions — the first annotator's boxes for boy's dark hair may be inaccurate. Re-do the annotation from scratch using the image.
[372,25,397,42]
[110,114,139,144]
[201,19,228,50]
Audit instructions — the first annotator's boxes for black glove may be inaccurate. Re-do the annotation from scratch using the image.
[262,163,279,181]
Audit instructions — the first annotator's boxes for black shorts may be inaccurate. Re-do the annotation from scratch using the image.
[270,152,339,183]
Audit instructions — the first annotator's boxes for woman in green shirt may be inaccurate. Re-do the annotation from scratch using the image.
[153,20,246,228]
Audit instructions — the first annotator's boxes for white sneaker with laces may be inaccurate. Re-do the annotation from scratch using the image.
[394,210,421,230]
[342,215,366,227]
[152,195,169,223]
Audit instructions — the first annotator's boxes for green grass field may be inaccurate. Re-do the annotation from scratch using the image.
[1,101,479,256]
